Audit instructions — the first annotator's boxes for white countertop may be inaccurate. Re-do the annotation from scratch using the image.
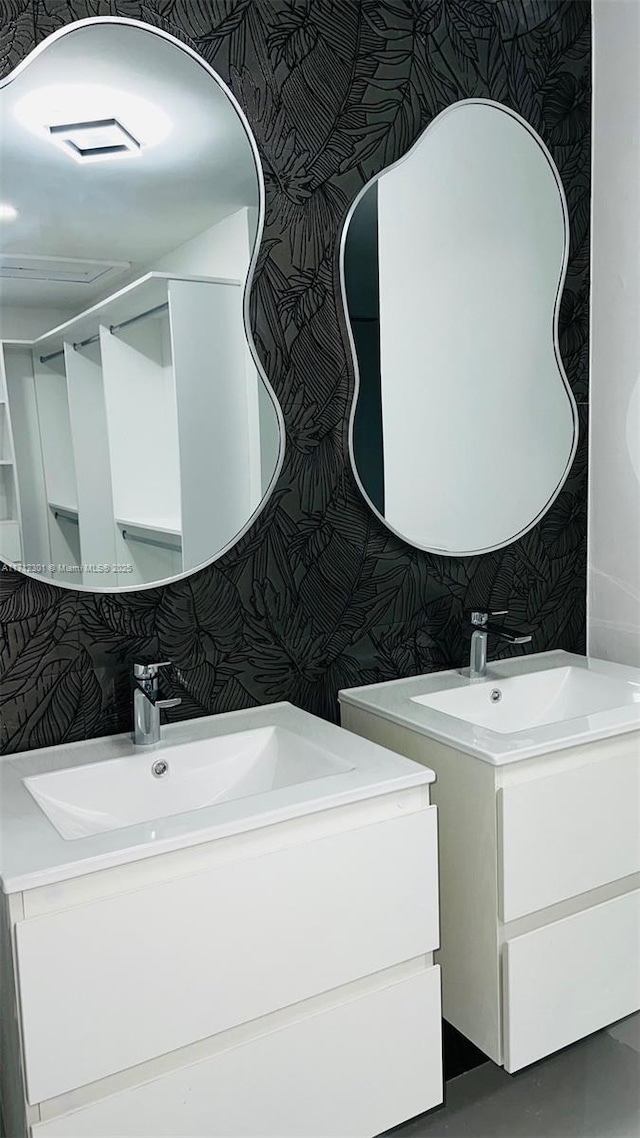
[339,651,640,764]
[0,701,434,894]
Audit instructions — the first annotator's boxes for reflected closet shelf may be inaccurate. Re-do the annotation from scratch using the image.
[48,502,79,524]
[115,517,181,537]
[116,517,182,554]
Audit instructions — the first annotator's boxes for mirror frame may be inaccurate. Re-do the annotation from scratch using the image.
[0,16,285,592]
[339,97,579,558]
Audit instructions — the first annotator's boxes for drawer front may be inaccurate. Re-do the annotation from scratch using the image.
[17,807,438,1104]
[503,888,640,1072]
[499,747,640,921]
[31,966,442,1138]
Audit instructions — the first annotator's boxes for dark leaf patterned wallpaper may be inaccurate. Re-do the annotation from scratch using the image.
[0,0,590,753]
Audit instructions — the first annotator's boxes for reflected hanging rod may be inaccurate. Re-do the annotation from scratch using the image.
[39,331,100,363]
[110,302,168,336]
[73,333,100,351]
[122,528,181,553]
[39,348,65,365]
[39,302,168,363]
[53,509,79,524]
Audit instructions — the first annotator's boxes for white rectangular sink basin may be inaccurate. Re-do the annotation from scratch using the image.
[1,702,435,892]
[23,726,354,841]
[339,651,640,763]
[411,666,640,734]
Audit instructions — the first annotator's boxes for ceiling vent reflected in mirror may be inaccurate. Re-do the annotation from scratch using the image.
[0,255,131,284]
[0,19,284,592]
[48,117,142,162]
[14,84,171,158]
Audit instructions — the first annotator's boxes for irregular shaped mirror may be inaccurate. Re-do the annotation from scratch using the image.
[341,100,578,556]
[0,19,283,590]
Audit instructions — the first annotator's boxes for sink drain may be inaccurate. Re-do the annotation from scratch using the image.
[151,759,169,778]
[489,688,502,703]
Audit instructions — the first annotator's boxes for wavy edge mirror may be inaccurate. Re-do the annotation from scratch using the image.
[340,98,579,558]
[0,17,285,593]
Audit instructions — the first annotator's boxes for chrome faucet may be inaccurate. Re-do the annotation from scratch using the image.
[133,661,182,746]
[466,611,533,680]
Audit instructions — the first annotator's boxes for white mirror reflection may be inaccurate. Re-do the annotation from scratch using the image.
[0,20,282,590]
[342,100,578,556]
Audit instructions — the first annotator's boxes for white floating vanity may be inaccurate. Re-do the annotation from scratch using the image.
[0,703,442,1138]
[340,650,640,1073]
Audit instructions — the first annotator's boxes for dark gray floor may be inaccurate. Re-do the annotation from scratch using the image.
[390,1014,640,1138]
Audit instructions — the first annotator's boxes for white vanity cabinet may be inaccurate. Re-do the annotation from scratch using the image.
[0,704,443,1138]
[340,689,640,1073]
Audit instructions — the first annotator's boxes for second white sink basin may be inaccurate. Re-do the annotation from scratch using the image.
[411,665,640,734]
[23,726,355,840]
[339,651,640,763]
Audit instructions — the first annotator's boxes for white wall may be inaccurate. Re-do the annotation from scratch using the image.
[0,306,74,341]
[151,207,257,280]
[588,0,640,666]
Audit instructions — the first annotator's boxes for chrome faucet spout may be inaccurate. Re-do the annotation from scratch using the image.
[487,626,533,645]
[469,627,488,679]
[133,661,181,746]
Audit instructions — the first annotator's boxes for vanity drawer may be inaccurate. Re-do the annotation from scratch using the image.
[502,888,640,1072]
[498,747,640,921]
[30,965,442,1137]
[16,807,438,1103]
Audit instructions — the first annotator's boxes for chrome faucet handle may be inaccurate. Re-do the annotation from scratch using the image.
[133,661,171,680]
[469,609,507,626]
[132,661,181,709]
[467,610,533,646]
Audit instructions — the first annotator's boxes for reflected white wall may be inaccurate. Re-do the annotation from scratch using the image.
[151,207,257,279]
[376,102,574,554]
[589,0,640,666]
[154,204,279,499]
[0,305,74,339]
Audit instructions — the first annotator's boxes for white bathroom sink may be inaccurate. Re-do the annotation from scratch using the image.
[23,726,354,840]
[339,651,640,763]
[411,665,640,734]
[0,702,434,891]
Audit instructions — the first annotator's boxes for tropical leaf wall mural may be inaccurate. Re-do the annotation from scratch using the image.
[0,0,590,754]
